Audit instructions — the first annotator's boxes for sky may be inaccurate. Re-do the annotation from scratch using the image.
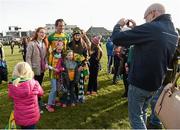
[0,0,180,33]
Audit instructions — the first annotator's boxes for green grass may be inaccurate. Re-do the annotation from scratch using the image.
[0,45,131,129]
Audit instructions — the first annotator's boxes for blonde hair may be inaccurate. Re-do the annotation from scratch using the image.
[12,62,34,85]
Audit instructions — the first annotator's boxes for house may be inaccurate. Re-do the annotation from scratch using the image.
[86,26,111,40]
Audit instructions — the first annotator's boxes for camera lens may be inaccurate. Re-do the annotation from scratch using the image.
[126,20,130,26]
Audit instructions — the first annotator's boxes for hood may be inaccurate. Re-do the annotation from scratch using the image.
[8,80,35,98]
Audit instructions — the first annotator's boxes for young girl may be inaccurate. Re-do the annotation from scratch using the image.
[87,35,103,95]
[60,50,79,107]
[8,62,43,129]
[46,40,64,112]
[26,27,48,85]
[26,27,48,113]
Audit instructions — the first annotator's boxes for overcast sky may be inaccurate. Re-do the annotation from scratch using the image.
[0,0,179,32]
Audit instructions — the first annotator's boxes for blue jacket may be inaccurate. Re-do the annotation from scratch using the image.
[106,38,114,56]
[111,14,178,91]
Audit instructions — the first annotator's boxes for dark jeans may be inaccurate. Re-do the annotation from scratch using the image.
[21,124,36,129]
[34,73,44,110]
[87,63,99,92]
[122,72,128,96]
[107,55,113,73]
[23,54,26,62]
[34,73,44,85]
[113,55,121,83]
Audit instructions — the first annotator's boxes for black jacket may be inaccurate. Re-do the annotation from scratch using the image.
[111,14,178,91]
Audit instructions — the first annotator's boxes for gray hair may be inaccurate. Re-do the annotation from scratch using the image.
[144,3,165,18]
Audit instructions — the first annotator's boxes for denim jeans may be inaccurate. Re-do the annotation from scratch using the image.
[128,84,155,129]
[48,79,57,105]
[149,85,164,125]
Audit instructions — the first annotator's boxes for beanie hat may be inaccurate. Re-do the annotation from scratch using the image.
[73,27,81,35]
[92,35,102,45]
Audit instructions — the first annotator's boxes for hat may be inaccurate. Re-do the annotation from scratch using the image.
[73,27,81,35]
[92,35,102,45]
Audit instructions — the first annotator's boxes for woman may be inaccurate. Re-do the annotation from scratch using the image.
[21,37,28,61]
[26,27,48,113]
[68,27,91,103]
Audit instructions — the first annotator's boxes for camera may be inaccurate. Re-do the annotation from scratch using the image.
[126,20,130,26]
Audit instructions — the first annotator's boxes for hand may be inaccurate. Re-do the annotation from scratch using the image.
[78,66,83,72]
[45,64,49,70]
[54,68,59,72]
[60,67,65,71]
[117,18,126,27]
[84,76,89,82]
[81,30,86,37]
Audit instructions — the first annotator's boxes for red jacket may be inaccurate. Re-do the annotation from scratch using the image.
[8,79,43,126]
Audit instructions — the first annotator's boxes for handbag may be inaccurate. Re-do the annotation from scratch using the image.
[155,72,180,129]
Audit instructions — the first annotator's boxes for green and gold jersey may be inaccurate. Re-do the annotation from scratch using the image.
[48,32,70,52]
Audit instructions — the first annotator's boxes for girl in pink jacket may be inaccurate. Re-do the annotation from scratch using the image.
[8,62,43,129]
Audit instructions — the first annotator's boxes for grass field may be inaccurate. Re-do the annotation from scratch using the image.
[0,45,131,129]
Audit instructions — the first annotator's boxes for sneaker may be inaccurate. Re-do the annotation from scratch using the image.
[107,69,111,74]
[40,110,44,114]
[79,98,85,103]
[71,103,76,107]
[86,91,91,95]
[91,91,97,95]
[122,93,128,98]
[147,122,163,129]
[113,77,117,84]
[46,105,55,112]
[61,103,67,108]
[55,102,61,106]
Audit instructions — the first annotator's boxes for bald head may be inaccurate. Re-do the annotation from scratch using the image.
[144,3,165,19]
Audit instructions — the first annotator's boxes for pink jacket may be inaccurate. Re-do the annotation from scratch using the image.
[8,79,43,126]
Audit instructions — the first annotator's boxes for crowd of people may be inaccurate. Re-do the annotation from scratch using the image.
[0,2,180,129]
[2,18,104,129]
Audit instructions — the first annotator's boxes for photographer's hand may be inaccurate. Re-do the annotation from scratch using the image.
[117,18,126,28]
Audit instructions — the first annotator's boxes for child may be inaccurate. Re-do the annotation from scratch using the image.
[46,40,64,112]
[113,45,122,84]
[8,62,43,129]
[60,50,79,107]
[87,35,103,95]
